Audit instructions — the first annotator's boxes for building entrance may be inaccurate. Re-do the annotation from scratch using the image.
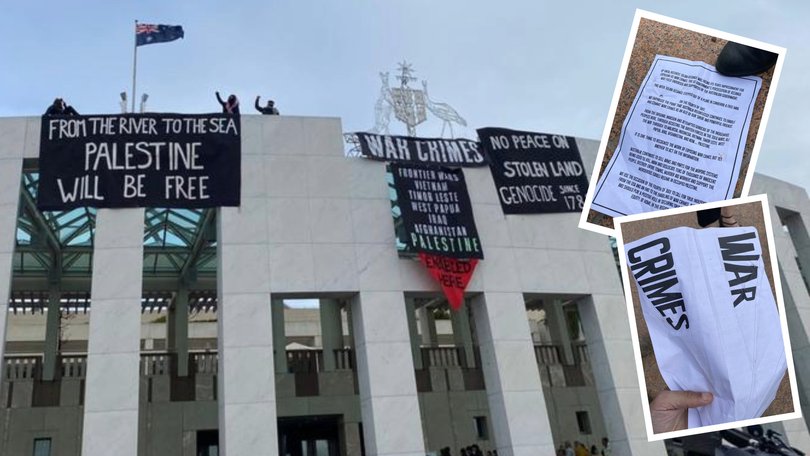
[278,415,341,456]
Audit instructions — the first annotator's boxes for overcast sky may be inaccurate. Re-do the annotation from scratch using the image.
[2,1,809,191]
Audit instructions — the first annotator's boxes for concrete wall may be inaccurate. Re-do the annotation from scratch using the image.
[542,386,607,448]
[419,391,491,454]
[0,407,84,456]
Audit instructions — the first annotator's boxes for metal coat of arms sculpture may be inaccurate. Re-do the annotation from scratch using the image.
[346,61,467,155]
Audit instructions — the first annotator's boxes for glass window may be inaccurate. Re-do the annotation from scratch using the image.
[576,411,592,434]
[473,416,489,440]
[33,438,51,456]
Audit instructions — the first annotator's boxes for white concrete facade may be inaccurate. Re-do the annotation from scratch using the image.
[1,115,809,454]
[0,118,25,402]
[82,208,145,456]
[752,175,810,449]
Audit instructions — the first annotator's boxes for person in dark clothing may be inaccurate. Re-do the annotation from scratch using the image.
[215,92,240,114]
[44,98,79,116]
[255,96,279,115]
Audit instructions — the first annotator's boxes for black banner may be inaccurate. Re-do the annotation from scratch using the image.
[355,132,488,167]
[38,113,241,210]
[478,127,589,214]
[391,163,483,259]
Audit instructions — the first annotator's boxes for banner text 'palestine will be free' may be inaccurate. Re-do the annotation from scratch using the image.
[37,114,241,210]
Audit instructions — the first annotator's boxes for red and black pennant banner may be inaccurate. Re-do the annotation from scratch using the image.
[418,253,478,310]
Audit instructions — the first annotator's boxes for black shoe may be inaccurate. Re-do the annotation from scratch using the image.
[716,42,778,77]
[697,208,721,227]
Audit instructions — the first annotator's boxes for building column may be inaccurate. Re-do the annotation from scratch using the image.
[470,292,554,456]
[775,262,810,448]
[544,299,575,364]
[272,299,287,373]
[42,286,61,381]
[405,297,423,369]
[351,291,425,456]
[82,208,145,456]
[782,418,810,450]
[217,203,276,456]
[783,210,810,289]
[341,421,363,456]
[576,295,665,455]
[0,145,23,388]
[417,305,437,346]
[167,288,190,377]
[320,299,343,371]
[345,302,355,348]
[450,304,475,368]
[769,205,810,441]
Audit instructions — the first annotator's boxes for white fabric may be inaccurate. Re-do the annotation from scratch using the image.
[593,56,761,217]
[625,226,786,427]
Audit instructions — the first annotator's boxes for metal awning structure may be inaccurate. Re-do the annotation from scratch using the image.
[13,172,218,296]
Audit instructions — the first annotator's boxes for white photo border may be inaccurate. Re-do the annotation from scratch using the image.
[578,9,787,237]
[614,194,801,441]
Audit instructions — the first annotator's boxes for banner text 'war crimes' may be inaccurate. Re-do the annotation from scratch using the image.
[356,133,487,167]
[38,114,241,210]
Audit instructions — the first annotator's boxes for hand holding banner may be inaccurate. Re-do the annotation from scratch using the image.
[626,226,786,428]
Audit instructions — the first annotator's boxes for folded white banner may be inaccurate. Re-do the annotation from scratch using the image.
[625,226,785,428]
[593,56,761,218]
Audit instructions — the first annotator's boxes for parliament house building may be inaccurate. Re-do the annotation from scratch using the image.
[0,115,810,455]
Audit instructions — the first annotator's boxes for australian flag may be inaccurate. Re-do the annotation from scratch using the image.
[136,23,184,46]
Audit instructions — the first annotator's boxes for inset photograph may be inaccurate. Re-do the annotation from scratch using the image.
[579,10,785,236]
[615,195,800,440]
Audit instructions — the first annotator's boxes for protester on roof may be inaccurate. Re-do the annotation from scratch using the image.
[215,92,240,114]
[44,98,79,116]
[255,96,279,115]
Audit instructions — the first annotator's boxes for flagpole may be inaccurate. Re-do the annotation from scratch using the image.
[131,19,138,113]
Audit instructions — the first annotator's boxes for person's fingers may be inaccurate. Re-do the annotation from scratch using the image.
[654,390,713,410]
